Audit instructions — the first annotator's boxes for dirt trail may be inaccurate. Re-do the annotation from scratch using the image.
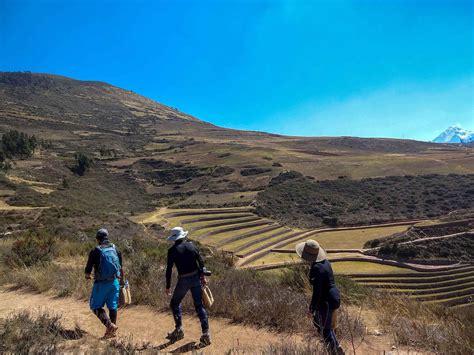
[0,287,295,353]
[0,287,426,354]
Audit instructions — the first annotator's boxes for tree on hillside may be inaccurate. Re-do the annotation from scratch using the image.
[71,152,93,176]
[0,150,11,172]
[0,130,39,173]
[1,130,38,159]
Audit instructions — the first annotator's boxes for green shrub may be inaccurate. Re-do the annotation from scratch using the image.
[257,172,474,228]
[71,152,93,176]
[6,232,57,267]
[323,216,338,227]
[279,264,311,292]
[1,130,37,159]
[378,243,397,256]
[395,244,418,259]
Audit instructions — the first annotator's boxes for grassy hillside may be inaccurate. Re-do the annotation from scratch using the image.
[1,72,474,211]
[255,171,474,228]
[363,215,474,261]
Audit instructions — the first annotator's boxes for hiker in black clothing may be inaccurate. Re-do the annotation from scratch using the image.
[165,226,210,346]
[85,228,124,339]
[296,239,344,355]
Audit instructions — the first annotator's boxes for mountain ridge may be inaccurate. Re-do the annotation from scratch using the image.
[0,71,473,194]
[433,125,474,144]
[1,71,464,144]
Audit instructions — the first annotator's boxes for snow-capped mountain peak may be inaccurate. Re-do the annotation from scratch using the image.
[433,125,474,143]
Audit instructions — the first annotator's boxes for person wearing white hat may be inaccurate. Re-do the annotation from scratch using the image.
[296,239,343,355]
[164,227,210,346]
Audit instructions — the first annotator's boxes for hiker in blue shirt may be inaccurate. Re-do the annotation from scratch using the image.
[85,228,124,339]
[296,239,344,355]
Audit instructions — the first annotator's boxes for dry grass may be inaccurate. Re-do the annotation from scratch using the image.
[0,235,366,341]
[174,191,258,207]
[0,310,84,353]
[0,200,40,210]
[4,231,471,354]
[0,263,90,298]
[374,293,473,354]
[254,339,329,354]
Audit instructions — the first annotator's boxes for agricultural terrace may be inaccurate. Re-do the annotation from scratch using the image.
[134,206,474,308]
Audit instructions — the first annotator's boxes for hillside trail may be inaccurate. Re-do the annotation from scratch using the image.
[0,287,423,354]
[0,286,298,353]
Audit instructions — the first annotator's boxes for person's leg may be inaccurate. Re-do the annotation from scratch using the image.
[190,277,209,335]
[90,283,113,328]
[312,311,323,335]
[170,279,190,331]
[319,304,340,354]
[105,279,120,325]
[93,308,113,327]
[109,309,117,325]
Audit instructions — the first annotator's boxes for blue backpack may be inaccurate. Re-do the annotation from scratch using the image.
[96,244,121,281]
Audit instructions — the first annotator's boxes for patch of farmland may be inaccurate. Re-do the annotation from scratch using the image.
[332,261,417,274]
[352,265,474,307]
[228,229,297,255]
[196,220,275,244]
[246,251,300,267]
[280,225,411,250]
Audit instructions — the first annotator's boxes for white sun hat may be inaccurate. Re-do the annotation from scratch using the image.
[295,239,327,262]
[167,226,189,241]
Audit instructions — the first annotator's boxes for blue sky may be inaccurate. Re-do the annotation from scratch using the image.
[1,0,473,141]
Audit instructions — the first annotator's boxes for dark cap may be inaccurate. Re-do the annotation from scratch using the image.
[96,228,109,241]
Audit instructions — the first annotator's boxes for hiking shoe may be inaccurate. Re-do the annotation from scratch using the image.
[199,333,211,346]
[166,328,184,342]
[102,324,118,339]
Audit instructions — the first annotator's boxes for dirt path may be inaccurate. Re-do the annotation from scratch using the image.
[0,287,295,353]
[0,287,427,354]
[400,231,473,245]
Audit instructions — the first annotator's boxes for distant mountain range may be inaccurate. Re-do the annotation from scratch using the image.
[433,126,474,144]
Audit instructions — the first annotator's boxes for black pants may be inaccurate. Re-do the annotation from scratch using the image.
[93,308,117,328]
[170,274,209,334]
[313,302,340,354]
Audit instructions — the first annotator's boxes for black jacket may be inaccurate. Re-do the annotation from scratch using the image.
[166,239,204,289]
[309,259,340,311]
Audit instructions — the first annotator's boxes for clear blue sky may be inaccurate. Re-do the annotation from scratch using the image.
[1,0,473,141]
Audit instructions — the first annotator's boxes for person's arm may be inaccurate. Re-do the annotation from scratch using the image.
[195,247,205,273]
[84,249,95,279]
[117,247,125,285]
[195,246,207,284]
[309,266,322,313]
[165,249,174,294]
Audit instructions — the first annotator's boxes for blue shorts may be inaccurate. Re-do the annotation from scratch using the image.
[90,279,120,311]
